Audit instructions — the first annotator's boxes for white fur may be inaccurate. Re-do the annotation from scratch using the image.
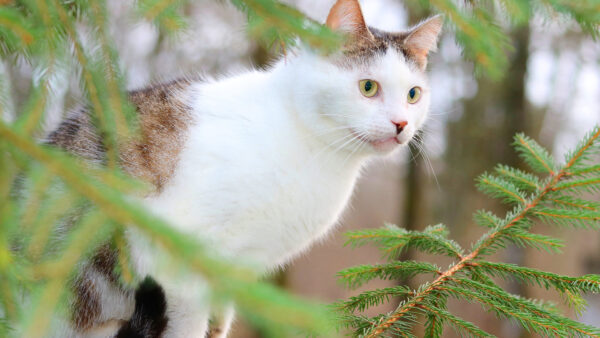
[127,45,432,337]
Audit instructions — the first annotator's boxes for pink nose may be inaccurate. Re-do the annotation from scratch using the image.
[392,120,408,135]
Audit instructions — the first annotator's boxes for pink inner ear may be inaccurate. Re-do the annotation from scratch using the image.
[326,0,368,35]
[404,16,443,69]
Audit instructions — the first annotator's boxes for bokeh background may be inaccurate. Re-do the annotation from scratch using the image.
[2,0,599,336]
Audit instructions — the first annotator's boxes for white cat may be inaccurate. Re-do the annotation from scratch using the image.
[47,0,442,336]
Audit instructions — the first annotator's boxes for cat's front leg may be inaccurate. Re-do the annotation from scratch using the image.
[116,275,210,338]
[127,231,212,337]
[160,283,211,337]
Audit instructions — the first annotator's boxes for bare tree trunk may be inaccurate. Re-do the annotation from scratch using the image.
[439,26,532,336]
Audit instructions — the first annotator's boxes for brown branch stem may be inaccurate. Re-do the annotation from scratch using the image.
[366,127,600,337]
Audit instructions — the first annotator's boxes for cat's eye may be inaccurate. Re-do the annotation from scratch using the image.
[359,79,379,98]
[407,87,422,104]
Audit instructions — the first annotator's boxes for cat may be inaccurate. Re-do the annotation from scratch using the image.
[46,0,442,336]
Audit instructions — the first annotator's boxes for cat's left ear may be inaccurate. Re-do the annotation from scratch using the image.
[403,15,443,70]
[326,0,373,43]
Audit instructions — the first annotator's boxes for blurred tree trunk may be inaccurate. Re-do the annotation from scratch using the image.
[402,140,428,234]
[443,26,530,237]
[438,26,533,336]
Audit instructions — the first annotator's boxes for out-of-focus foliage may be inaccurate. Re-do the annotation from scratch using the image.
[336,129,600,337]
[0,0,339,336]
[409,0,600,78]
[0,0,598,337]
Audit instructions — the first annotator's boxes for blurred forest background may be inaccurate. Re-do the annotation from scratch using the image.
[1,0,599,336]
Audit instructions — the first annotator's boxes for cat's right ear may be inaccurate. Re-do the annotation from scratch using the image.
[326,0,373,43]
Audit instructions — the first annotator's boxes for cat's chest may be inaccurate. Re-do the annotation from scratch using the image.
[142,120,363,268]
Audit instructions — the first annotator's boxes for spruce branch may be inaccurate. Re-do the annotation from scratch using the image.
[439,282,600,337]
[49,0,120,167]
[494,164,542,192]
[338,126,600,337]
[469,261,600,294]
[345,224,464,260]
[417,304,492,338]
[501,228,564,253]
[334,286,414,313]
[338,261,441,289]
[477,174,527,205]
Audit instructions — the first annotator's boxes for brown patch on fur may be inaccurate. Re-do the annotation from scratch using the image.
[47,78,194,192]
[121,78,193,191]
[337,24,441,70]
[49,79,193,333]
[72,275,102,330]
[46,109,105,162]
[342,27,401,63]
[91,244,119,284]
[71,245,121,331]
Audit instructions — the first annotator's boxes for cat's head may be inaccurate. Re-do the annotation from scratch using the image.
[289,0,442,157]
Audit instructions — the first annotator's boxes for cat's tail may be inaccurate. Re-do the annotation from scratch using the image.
[116,276,168,338]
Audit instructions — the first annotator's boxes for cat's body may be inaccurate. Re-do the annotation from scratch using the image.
[47,0,442,336]
[141,68,365,270]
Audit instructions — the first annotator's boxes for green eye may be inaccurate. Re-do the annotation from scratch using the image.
[359,79,379,98]
[407,86,422,104]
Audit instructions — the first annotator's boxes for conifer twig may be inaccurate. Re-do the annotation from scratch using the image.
[362,127,600,337]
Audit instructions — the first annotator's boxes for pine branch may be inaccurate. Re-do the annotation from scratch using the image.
[494,164,542,192]
[348,126,600,337]
[50,0,120,167]
[334,286,414,313]
[477,173,527,205]
[345,224,464,260]
[337,261,441,289]
[439,282,600,337]
[22,210,113,337]
[552,177,600,193]
[473,210,502,228]
[568,164,600,177]
[502,227,564,253]
[417,304,492,338]
[534,207,600,228]
[545,195,600,211]
[469,261,600,294]
[513,133,556,174]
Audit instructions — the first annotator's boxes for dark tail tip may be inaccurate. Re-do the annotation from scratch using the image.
[116,276,168,338]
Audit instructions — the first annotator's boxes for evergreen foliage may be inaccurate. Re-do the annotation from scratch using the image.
[0,0,599,337]
[335,128,600,337]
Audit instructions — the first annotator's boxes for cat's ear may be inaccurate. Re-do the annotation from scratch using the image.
[326,0,373,43]
[403,15,443,70]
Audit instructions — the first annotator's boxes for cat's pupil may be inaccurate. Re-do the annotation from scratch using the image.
[409,88,415,98]
[364,81,373,92]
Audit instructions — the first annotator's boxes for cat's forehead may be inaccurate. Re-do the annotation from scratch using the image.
[335,27,417,69]
[369,49,426,89]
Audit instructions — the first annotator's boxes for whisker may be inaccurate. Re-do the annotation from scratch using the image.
[297,125,353,142]
[411,135,440,191]
[341,134,368,167]
[301,132,358,169]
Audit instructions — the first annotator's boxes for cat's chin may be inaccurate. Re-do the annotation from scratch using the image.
[349,130,402,154]
[369,136,402,153]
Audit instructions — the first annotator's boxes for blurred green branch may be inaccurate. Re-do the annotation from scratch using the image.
[0,0,599,337]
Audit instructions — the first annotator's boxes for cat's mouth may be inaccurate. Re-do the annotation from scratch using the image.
[369,136,401,151]
[351,130,401,152]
